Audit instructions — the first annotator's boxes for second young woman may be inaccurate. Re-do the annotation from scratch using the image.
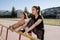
[9,11,32,40]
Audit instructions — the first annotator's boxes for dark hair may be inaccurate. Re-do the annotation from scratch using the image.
[32,6,40,15]
[37,6,40,15]
[22,12,27,19]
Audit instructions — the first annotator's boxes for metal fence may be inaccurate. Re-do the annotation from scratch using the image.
[0,24,38,40]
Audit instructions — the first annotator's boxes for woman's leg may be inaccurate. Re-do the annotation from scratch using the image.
[25,19,34,36]
[33,29,44,40]
[15,26,25,31]
[25,27,32,36]
[41,30,44,40]
[37,30,44,40]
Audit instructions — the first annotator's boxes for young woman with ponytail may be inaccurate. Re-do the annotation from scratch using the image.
[24,6,44,40]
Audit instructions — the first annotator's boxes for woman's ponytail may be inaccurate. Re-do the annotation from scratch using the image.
[37,6,41,15]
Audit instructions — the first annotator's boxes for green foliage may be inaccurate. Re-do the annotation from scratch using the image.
[0,15,12,18]
[11,7,17,18]
[24,7,33,18]
[24,7,30,16]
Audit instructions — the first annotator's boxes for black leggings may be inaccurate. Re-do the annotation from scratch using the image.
[33,28,44,40]
[26,19,34,33]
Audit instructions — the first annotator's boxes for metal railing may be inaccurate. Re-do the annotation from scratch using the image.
[0,24,38,40]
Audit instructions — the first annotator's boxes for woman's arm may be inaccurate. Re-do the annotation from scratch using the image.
[10,19,25,29]
[24,19,42,33]
[16,19,30,30]
[15,18,31,31]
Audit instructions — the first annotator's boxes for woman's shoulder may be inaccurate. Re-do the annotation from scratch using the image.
[38,15,42,18]
[25,18,30,22]
[38,15,44,19]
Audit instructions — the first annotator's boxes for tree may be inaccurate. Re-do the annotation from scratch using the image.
[54,9,57,18]
[11,7,17,18]
[24,7,29,16]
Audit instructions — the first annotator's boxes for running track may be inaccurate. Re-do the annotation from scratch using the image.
[0,20,60,40]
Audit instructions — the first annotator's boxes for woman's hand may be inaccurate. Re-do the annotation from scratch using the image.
[24,31,28,34]
[8,26,14,32]
[8,26,13,29]
[23,27,28,34]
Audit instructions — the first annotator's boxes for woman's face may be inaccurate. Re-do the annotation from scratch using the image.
[32,7,37,15]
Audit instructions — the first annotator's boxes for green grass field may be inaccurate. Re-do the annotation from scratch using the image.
[44,19,60,26]
[0,18,60,26]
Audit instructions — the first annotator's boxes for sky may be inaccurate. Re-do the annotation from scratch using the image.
[0,0,60,12]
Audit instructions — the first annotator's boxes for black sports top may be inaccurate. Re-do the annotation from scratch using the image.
[31,15,44,30]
